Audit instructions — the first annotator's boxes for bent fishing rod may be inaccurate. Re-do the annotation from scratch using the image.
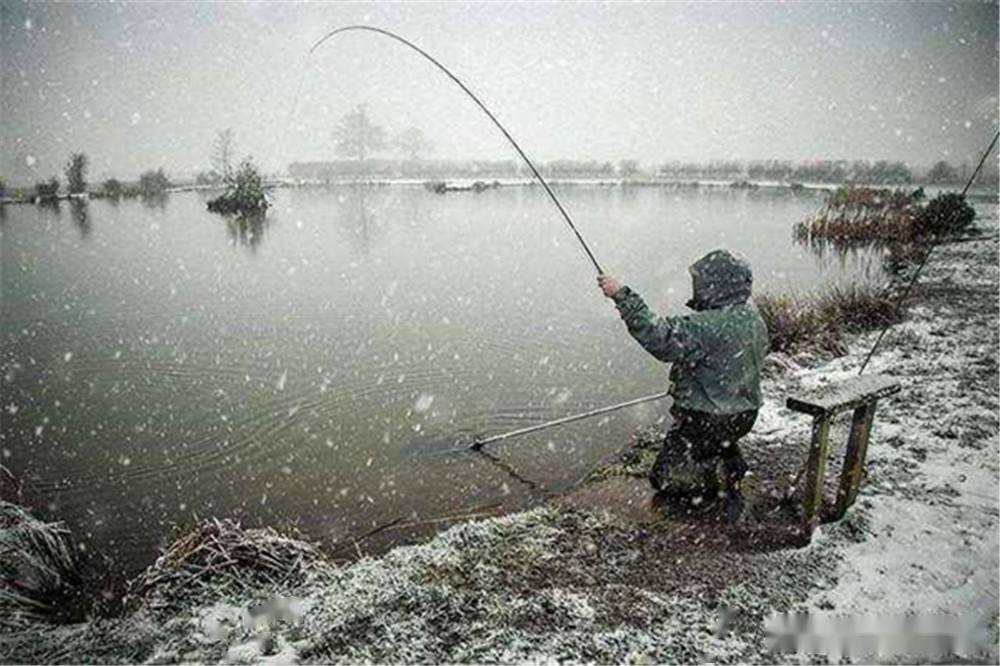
[296,27,674,459]
[302,25,604,275]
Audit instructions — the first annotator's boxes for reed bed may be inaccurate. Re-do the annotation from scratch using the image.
[794,186,975,244]
[124,518,323,614]
[0,501,82,629]
[794,186,922,243]
[755,282,902,356]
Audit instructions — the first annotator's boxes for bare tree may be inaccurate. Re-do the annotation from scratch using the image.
[618,159,639,178]
[926,160,958,184]
[65,153,88,194]
[332,104,386,174]
[394,127,433,162]
[138,168,171,196]
[103,178,123,198]
[211,129,236,181]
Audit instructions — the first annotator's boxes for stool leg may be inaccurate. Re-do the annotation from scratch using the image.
[802,414,832,539]
[834,401,878,518]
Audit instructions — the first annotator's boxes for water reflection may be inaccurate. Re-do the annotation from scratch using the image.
[476,448,547,496]
[140,193,169,210]
[225,211,269,251]
[70,199,91,239]
[38,197,61,213]
[3,186,907,577]
[795,233,910,280]
[334,185,380,253]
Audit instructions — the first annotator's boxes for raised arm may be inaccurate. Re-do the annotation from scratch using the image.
[598,275,702,364]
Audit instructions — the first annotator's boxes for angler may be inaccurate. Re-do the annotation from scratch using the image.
[599,250,769,521]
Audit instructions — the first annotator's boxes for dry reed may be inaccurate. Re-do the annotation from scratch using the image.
[124,518,323,614]
[794,186,923,243]
[795,186,976,245]
[0,501,82,629]
[755,282,902,356]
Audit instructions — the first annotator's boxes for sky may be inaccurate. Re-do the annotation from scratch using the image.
[1,0,997,185]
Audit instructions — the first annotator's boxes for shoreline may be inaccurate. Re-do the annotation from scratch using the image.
[3,178,996,207]
[2,229,996,662]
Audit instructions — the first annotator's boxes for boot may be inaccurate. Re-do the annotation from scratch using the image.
[722,452,749,492]
[649,440,698,495]
[648,443,670,492]
[723,491,745,524]
[721,451,749,524]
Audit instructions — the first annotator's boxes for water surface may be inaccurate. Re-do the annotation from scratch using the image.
[1,185,883,574]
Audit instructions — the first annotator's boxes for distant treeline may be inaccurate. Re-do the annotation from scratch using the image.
[289,159,528,180]
[659,159,917,184]
[657,159,994,185]
[2,163,172,203]
[97,169,172,199]
[288,158,990,185]
[289,159,640,180]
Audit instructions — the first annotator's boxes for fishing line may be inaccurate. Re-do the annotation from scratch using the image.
[291,24,604,274]
[857,130,999,375]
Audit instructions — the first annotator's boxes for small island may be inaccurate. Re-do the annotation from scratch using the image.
[206,158,269,216]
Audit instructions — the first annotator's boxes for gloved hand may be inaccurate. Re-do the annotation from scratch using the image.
[597,274,624,298]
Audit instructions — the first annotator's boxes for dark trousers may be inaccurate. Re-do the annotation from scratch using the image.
[649,406,757,498]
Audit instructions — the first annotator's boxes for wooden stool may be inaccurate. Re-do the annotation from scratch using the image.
[787,374,901,540]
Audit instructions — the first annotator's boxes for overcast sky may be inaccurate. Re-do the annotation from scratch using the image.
[1,1,997,184]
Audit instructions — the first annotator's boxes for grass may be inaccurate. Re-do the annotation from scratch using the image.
[124,518,322,615]
[755,282,903,356]
[0,501,82,629]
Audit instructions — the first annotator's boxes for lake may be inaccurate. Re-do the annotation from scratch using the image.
[1,184,886,575]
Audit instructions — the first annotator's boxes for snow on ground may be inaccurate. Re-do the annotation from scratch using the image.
[801,238,999,647]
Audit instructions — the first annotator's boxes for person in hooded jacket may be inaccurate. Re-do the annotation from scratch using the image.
[598,249,769,519]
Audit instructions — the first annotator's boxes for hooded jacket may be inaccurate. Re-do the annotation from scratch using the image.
[612,250,769,414]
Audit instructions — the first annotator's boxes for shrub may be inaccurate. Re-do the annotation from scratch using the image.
[817,283,902,333]
[34,177,60,201]
[912,192,975,237]
[195,170,223,186]
[138,168,171,197]
[925,160,959,184]
[206,158,269,215]
[755,282,901,355]
[755,293,846,355]
[103,178,124,198]
[882,242,929,275]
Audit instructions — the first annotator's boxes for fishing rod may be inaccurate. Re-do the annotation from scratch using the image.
[857,130,999,375]
[428,390,670,456]
[302,25,604,275]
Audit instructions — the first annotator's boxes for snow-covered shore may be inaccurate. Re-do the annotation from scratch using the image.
[2,235,997,664]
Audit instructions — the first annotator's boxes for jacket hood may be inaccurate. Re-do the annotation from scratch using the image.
[686,249,753,311]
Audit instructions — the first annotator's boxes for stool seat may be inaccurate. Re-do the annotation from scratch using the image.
[786,374,901,542]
